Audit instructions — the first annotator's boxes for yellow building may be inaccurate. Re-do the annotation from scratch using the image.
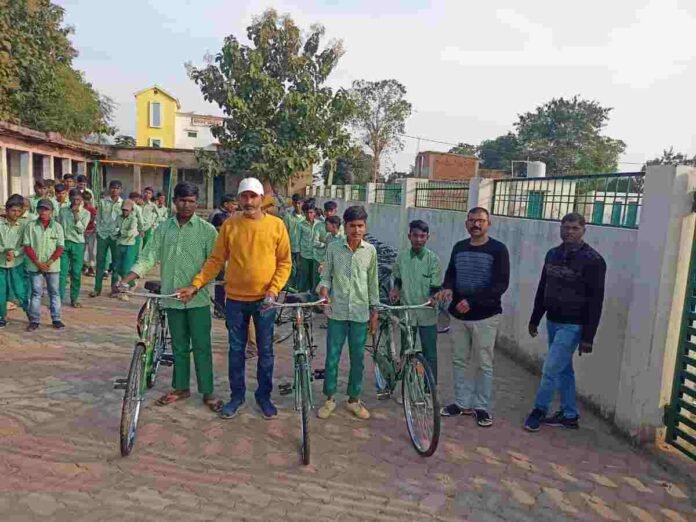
[134,85,180,148]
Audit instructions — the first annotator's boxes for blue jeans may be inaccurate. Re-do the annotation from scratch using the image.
[225,299,275,402]
[533,321,582,418]
[28,272,61,323]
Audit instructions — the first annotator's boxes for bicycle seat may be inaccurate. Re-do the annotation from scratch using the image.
[284,293,310,304]
[144,280,162,294]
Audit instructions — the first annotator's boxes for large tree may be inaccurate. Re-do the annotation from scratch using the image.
[448,142,478,156]
[0,0,114,138]
[514,96,625,176]
[188,9,355,188]
[645,147,696,167]
[351,79,412,182]
[478,133,523,171]
[321,149,372,185]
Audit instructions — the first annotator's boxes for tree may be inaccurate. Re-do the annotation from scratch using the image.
[514,96,625,176]
[478,133,522,171]
[448,143,478,156]
[351,79,412,183]
[321,149,372,185]
[0,0,114,138]
[114,135,136,147]
[645,147,696,167]
[188,9,355,188]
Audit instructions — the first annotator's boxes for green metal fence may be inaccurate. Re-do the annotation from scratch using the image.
[491,172,644,229]
[415,181,469,212]
[374,184,402,205]
[350,185,366,201]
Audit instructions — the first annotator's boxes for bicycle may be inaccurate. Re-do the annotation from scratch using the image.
[370,302,441,457]
[115,281,176,457]
[269,293,325,465]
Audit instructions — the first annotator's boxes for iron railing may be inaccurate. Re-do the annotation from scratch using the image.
[374,184,402,205]
[335,186,345,200]
[415,182,470,212]
[492,172,644,229]
[350,185,366,201]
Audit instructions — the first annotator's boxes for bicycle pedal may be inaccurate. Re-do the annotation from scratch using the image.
[113,378,128,390]
[278,383,292,395]
[377,391,391,401]
[160,354,174,366]
[313,369,325,380]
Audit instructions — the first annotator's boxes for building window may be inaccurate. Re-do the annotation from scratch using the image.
[149,138,161,148]
[149,102,161,128]
[187,131,198,138]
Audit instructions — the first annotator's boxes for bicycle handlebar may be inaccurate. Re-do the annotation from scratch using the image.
[270,298,327,309]
[125,291,181,300]
[375,301,434,311]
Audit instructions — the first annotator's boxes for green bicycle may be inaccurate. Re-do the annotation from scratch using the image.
[115,281,174,457]
[270,292,325,465]
[371,302,441,457]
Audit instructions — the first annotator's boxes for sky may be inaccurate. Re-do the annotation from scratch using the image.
[57,0,696,173]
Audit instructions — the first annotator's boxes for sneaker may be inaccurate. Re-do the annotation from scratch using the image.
[26,322,39,332]
[52,320,65,329]
[257,399,278,420]
[345,400,370,420]
[474,409,493,428]
[542,411,580,429]
[0,319,6,328]
[219,398,245,419]
[524,408,546,432]
[317,398,336,419]
[117,293,129,302]
[440,404,474,417]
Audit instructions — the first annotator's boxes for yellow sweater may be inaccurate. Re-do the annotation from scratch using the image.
[192,213,291,301]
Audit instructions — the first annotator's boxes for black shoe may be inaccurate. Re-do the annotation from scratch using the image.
[524,408,546,432]
[257,399,278,420]
[26,322,39,332]
[474,409,493,427]
[542,411,579,429]
[440,403,474,417]
[0,319,6,328]
[52,320,65,329]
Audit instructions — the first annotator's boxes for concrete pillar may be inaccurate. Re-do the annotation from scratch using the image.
[614,165,696,443]
[42,155,54,180]
[206,175,214,210]
[133,164,142,193]
[0,146,7,204]
[77,161,87,177]
[61,158,72,176]
[468,177,495,212]
[329,185,337,199]
[399,178,419,251]
[20,151,33,196]
[344,184,353,201]
[366,183,376,204]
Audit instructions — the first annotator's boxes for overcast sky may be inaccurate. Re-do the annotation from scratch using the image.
[57,0,696,172]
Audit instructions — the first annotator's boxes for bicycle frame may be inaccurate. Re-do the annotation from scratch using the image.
[376,302,433,379]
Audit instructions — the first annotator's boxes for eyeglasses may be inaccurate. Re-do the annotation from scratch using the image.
[466,218,488,225]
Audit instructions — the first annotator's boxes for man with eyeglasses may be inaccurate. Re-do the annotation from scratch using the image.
[436,207,509,428]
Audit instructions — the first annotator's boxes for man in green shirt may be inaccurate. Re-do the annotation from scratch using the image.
[140,187,159,248]
[298,201,322,293]
[389,220,442,382]
[23,199,65,331]
[91,180,123,297]
[58,189,90,307]
[154,192,170,225]
[0,195,30,328]
[283,194,304,289]
[317,205,379,421]
[120,182,220,413]
[28,179,49,213]
[53,183,70,219]
[114,200,140,301]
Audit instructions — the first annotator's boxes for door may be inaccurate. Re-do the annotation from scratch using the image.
[592,201,605,224]
[526,191,545,219]
[610,202,623,226]
[624,202,638,228]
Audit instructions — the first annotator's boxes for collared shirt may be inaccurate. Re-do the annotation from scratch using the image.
[318,238,379,323]
[298,219,322,260]
[393,247,442,326]
[0,219,27,268]
[96,197,123,239]
[57,206,91,244]
[141,201,159,231]
[131,202,144,233]
[131,215,217,309]
[53,198,70,219]
[155,205,169,225]
[116,213,139,246]
[28,195,52,213]
[315,229,343,264]
[23,219,65,273]
[283,209,305,253]
[19,211,37,225]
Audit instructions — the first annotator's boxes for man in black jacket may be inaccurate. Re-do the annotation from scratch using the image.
[524,213,606,432]
[437,207,510,427]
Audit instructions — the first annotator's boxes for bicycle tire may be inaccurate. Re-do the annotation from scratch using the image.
[402,353,440,457]
[120,342,146,457]
[298,354,311,466]
[146,310,166,389]
[372,323,398,394]
[136,302,148,338]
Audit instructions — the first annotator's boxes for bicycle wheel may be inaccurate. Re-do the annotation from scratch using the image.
[120,342,146,457]
[136,302,148,337]
[297,354,311,465]
[372,322,398,395]
[402,353,440,457]
[146,309,166,389]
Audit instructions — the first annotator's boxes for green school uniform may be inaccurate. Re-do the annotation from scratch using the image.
[58,206,90,303]
[0,218,29,318]
[94,197,122,294]
[23,219,65,273]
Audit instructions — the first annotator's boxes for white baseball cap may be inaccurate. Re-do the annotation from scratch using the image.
[237,177,264,196]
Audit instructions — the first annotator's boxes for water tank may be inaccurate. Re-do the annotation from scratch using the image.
[527,161,546,178]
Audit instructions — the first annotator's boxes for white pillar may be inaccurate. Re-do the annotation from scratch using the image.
[206,175,214,210]
[76,161,87,176]
[329,185,337,199]
[42,155,54,180]
[468,177,495,212]
[614,165,696,443]
[0,146,7,203]
[399,178,419,251]
[366,183,376,204]
[20,151,33,196]
[133,165,142,193]
[61,158,72,176]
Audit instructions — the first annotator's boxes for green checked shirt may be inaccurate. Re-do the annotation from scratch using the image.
[52,198,70,219]
[57,206,90,244]
[283,209,305,253]
[96,197,123,239]
[116,213,139,246]
[155,205,169,225]
[131,202,144,233]
[23,219,65,273]
[298,219,322,260]
[393,247,442,326]
[315,229,343,264]
[141,201,158,231]
[318,238,379,323]
[131,215,217,310]
[0,219,27,268]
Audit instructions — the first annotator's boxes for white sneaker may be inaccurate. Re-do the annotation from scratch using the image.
[345,400,370,420]
[317,399,336,419]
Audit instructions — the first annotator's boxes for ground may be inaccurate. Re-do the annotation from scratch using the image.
[0,281,694,522]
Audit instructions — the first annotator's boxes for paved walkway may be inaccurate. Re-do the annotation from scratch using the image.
[0,281,694,521]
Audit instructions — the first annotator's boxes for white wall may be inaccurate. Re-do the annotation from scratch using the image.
[174,114,219,149]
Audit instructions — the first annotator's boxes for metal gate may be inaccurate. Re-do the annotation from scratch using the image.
[665,231,696,460]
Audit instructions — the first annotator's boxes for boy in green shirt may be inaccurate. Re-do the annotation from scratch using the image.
[283,194,305,289]
[58,189,90,307]
[0,195,30,328]
[29,179,49,213]
[23,199,65,331]
[53,183,70,219]
[298,201,322,293]
[140,187,159,248]
[317,205,379,421]
[114,200,140,300]
[317,215,343,274]
[91,180,123,297]
[389,220,442,382]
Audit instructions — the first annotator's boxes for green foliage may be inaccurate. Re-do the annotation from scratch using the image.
[188,9,355,187]
[114,135,136,147]
[0,0,114,138]
[321,149,372,185]
[645,147,696,167]
[448,143,478,156]
[351,79,412,182]
[478,133,522,171]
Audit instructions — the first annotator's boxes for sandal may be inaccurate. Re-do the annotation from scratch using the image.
[155,390,191,406]
[203,396,223,412]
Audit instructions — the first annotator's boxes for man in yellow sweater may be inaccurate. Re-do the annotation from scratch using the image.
[180,178,291,420]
